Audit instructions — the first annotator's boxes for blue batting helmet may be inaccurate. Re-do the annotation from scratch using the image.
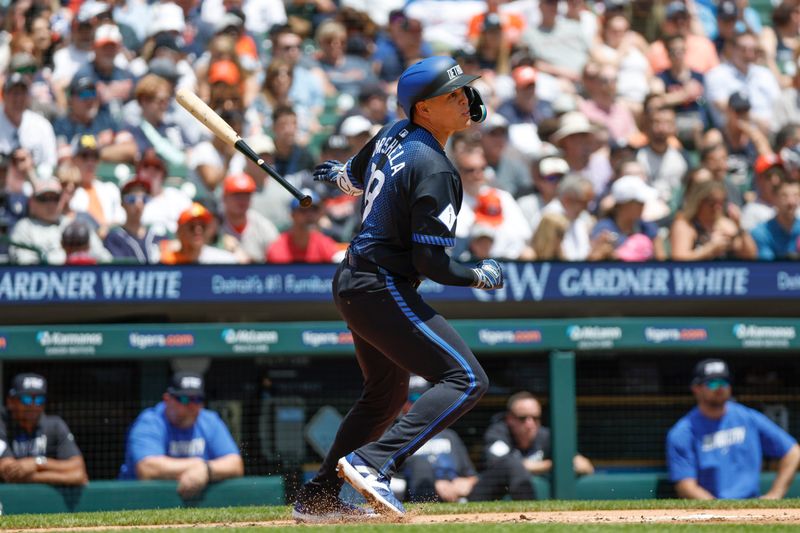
[397,56,486,122]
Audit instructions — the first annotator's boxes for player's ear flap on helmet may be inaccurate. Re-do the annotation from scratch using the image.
[465,86,487,123]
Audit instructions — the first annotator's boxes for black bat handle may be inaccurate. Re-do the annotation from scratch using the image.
[234,139,313,207]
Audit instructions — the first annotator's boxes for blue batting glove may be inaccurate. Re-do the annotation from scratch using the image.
[313,160,344,183]
[471,259,504,290]
[313,160,363,196]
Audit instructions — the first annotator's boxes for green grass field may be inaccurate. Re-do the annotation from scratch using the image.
[4,499,800,532]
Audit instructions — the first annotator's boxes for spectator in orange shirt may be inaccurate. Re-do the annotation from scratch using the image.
[266,189,343,264]
[647,1,719,74]
[466,0,525,48]
[160,203,238,264]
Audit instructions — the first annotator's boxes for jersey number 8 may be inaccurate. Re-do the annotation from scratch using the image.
[362,163,386,222]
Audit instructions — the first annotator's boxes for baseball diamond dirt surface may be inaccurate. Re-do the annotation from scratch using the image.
[6,508,800,531]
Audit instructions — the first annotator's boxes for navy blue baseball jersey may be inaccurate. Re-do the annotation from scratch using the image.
[346,119,462,279]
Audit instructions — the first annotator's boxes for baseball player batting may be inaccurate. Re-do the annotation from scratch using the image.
[292,56,503,522]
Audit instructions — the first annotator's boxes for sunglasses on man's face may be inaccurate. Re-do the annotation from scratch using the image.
[19,394,46,406]
[122,193,151,205]
[171,394,204,405]
[705,379,730,391]
[512,414,541,423]
[34,193,60,203]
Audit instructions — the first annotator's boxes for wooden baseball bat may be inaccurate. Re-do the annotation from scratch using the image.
[175,89,312,207]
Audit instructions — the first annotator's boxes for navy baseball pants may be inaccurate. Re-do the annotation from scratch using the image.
[309,263,488,493]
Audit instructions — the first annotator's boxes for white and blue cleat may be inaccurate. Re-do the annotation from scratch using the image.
[336,452,405,517]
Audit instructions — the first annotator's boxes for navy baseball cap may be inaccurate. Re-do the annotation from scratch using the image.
[10,373,47,396]
[692,359,731,385]
[717,0,738,20]
[167,372,205,396]
[729,91,751,112]
[666,0,689,19]
[68,76,97,99]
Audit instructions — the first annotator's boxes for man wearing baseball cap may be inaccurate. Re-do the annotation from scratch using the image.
[0,373,88,485]
[103,176,165,263]
[666,358,800,499]
[75,23,134,108]
[741,154,786,231]
[220,173,279,263]
[265,188,343,264]
[120,371,243,498]
[159,203,238,264]
[53,75,134,163]
[0,69,57,179]
[296,55,498,521]
[589,175,661,261]
[518,156,569,230]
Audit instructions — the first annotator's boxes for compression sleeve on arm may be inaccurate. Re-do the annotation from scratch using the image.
[412,243,477,287]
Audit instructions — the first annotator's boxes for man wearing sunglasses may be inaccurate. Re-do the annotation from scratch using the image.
[667,358,800,499]
[0,373,88,485]
[103,176,164,264]
[472,391,593,501]
[119,372,243,498]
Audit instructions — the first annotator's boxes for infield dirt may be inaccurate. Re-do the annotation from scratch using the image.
[6,507,800,531]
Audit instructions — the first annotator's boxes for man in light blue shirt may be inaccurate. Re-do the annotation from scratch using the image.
[752,180,800,260]
[120,372,243,498]
[666,359,800,499]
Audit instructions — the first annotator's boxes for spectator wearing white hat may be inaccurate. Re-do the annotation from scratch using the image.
[147,2,186,42]
[550,111,613,196]
[74,24,135,117]
[589,175,665,261]
[339,114,375,147]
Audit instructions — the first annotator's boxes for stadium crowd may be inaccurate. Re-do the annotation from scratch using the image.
[0,0,798,265]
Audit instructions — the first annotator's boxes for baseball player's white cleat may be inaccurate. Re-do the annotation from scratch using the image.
[337,452,405,517]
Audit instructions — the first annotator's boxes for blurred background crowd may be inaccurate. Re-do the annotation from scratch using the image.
[1,0,799,265]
